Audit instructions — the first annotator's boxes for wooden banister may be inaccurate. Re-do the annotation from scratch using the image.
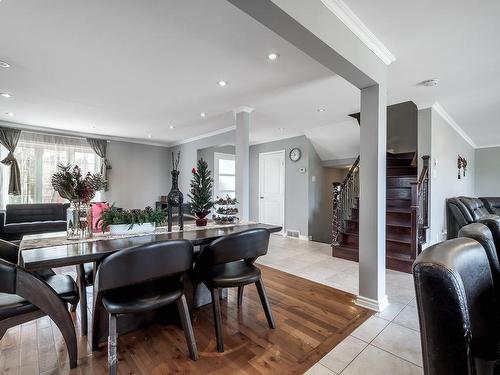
[410,155,430,257]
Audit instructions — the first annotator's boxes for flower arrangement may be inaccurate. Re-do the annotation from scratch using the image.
[51,164,106,203]
[98,205,167,232]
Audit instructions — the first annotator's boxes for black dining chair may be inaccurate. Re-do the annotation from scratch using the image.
[194,228,276,353]
[92,240,198,375]
[0,258,79,368]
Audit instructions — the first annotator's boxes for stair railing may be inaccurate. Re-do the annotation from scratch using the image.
[410,155,430,257]
[332,156,360,246]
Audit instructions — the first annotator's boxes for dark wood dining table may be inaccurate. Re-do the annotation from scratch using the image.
[18,223,282,347]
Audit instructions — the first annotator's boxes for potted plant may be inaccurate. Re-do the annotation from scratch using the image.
[51,164,106,239]
[188,158,214,226]
[98,205,167,235]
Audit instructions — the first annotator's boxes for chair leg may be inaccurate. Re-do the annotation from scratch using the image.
[77,264,88,336]
[210,288,224,352]
[237,286,244,307]
[108,313,118,375]
[255,278,276,329]
[176,294,199,361]
[92,293,103,351]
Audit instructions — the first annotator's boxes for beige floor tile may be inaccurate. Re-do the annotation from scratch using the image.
[350,316,389,343]
[303,363,338,375]
[394,304,420,331]
[341,345,423,375]
[376,301,406,321]
[319,335,367,373]
[372,323,423,366]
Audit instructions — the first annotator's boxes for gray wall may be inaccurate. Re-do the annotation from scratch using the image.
[387,101,418,154]
[419,107,476,244]
[249,136,310,236]
[475,146,500,196]
[168,131,236,194]
[102,140,171,208]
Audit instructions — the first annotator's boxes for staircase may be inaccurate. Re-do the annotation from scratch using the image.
[332,152,429,273]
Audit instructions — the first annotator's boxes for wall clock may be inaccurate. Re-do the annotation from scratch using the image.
[289,147,301,162]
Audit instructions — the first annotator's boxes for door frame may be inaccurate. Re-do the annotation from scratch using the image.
[258,150,285,233]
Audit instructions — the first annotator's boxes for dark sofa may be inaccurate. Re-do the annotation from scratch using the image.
[0,203,69,241]
[480,197,500,216]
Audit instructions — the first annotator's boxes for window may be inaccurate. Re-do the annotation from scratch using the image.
[0,132,100,208]
[214,152,235,199]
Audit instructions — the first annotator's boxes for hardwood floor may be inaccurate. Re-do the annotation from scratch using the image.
[0,265,372,375]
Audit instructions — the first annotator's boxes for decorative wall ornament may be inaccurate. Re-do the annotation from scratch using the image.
[457,156,468,179]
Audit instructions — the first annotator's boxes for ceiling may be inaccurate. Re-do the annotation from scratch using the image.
[0,0,359,148]
[344,0,500,147]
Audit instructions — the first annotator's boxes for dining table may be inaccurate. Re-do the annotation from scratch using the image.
[18,222,282,349]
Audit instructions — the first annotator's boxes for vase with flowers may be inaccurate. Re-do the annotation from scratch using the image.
[188,158,214,226]
[51,164,106,239]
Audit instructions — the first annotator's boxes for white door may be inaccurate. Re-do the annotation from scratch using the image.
[259,150,285,228]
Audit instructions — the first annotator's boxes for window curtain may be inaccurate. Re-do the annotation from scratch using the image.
[87,138,111,190]
[0,127,21,195]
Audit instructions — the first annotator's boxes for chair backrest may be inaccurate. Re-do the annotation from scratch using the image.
[0,239,19,264]
[458,223,500,290]
[479,215,500,251]
[413,238,498,375]
[446,197,474,239]
[458,197,491,221]
[480,197,500,216]
[5,203,68,223]
[95,240,193,292]
[197,228,270,267]
[0,258,17,294]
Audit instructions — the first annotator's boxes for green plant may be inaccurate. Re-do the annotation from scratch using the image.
[98,205,166,232]
[188,158,214,215]
[51,164,106,203]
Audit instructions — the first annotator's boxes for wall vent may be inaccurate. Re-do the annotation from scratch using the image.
[286,230,300,239]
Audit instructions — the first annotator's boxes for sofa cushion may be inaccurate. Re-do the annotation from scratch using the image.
[3,221,67,234]
[5,203,68,224]
[480,197,500,216]
[458,197,491,221]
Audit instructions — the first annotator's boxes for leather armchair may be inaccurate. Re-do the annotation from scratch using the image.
[413,238,499,375]
[446,197,499,239]
[0,258,78,368]
[480,197,500,216]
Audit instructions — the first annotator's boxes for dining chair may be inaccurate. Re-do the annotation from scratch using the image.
[194,228,276,353]
[92,240,198,375]
[0,257,79,368]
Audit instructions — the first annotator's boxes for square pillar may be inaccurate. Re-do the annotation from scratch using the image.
[357,83,389,311]
[234,107,253,221]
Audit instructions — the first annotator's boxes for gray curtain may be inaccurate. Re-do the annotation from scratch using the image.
[0,127,21,195]
[87,138,111,190]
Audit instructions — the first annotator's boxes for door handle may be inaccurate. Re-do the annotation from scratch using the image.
[260,196,264,199]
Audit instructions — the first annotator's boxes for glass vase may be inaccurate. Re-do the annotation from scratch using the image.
[67,201,92,240]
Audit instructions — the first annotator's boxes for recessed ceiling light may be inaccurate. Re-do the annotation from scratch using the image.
[90,124,96,129]
[317,108,326,112]
[5,112,14,117]
[0,60,10,68]
[217,80,227,87]
[278,127,284,133]
[200,112,207,117]
[267,52,280,61]
[0,92,12,98]
[147,133,152,138]
[169,125,175,129]
[421,79,439,87]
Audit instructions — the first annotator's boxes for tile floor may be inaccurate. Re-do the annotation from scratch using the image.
[257,235,423,375]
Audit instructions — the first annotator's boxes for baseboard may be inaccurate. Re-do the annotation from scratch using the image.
[355,295,390,312]
[299,234,311,241]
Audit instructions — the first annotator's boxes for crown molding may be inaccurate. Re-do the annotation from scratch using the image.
[320,0,396,65]
[475,143,500,149]
[169,126,236,147]
[431,102,477,148]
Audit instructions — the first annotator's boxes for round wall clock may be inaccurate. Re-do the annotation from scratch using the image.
[289,147,301,162]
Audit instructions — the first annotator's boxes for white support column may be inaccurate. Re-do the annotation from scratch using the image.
[234,106,253,221]
[356,83,389,312]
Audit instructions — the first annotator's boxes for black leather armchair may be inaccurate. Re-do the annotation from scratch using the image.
[0,258,78,368]
[480,198,500,216]
[413,238,499,375]
[194,228,275,353]
[446,197,499,239]
[92,240,198,374]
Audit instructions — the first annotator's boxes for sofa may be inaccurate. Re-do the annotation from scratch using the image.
[480,197,500,216]
[446,196,499,239]
[0,203,69,241]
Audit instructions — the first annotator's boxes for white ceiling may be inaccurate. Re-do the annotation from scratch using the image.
[344,0,500,147]
[0,0,359,148]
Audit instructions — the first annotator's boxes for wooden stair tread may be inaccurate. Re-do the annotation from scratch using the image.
[342,232,411,245]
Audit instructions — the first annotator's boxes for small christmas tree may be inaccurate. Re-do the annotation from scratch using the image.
[188,158,214,225]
